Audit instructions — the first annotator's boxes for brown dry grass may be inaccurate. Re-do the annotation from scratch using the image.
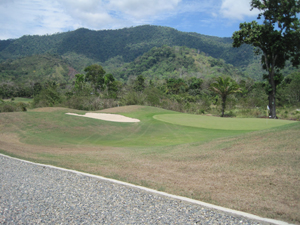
[1,123,299,224]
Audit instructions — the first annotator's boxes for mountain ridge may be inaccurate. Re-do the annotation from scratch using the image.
[1,25,296,81]
[0,25,253,67]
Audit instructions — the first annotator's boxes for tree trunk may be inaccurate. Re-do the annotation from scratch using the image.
[264,53,277,119]
[268,87,276,118]
[221,96,226,117]
[268,69,277,119]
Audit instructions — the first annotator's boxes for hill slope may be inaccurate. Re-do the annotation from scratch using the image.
[0,54,77,83]
[0,25,253,68]
[111,46,244,80]
[0,25,298,81]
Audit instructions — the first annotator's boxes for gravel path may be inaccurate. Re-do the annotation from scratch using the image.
[0,154,287,225]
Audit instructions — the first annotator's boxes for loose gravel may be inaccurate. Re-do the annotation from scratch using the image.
[0,154,284,224]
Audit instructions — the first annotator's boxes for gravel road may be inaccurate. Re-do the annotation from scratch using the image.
[0,154,287,225]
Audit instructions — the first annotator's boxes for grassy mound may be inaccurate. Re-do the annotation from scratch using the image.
[0,106,241,147]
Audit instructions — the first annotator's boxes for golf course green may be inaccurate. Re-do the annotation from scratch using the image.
[153,113,296,130]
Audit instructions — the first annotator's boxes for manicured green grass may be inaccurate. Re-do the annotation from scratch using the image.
[153,113,296,130]
[5,107,245,147]
[2,106,297,148]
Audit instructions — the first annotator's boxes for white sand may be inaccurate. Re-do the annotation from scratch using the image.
[66,113,140,123]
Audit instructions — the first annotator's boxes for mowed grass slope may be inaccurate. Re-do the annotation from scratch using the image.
[0,105,299,224]
[0,106,256,147]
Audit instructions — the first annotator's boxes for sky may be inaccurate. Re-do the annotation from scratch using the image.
[0,0,261,40]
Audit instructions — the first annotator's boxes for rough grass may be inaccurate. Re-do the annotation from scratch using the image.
[1,105,299,224]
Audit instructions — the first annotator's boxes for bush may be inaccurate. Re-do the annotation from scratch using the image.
[121,91,146,105]
[0,101,28,113]
[224,110,236,117]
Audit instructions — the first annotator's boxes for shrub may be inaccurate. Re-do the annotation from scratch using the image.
[0,102,28,113]
[225,110,236,117]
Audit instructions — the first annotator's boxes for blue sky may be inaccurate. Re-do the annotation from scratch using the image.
[0,0,260,40]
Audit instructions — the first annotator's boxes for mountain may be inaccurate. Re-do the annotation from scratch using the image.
[0,25,297,81]
[0,25,253,66]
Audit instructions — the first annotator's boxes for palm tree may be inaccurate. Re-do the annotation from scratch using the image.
[210,77,241,117]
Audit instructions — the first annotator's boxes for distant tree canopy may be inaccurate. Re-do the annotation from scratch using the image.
[133,75,146,92]
[84,64,106,93]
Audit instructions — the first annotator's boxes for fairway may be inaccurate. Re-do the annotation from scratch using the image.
[153,113,296,130]
[0,106,254,147]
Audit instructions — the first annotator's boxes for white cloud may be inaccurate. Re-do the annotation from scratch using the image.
[220,0,259,20]
[0,0,261,40]
[109,0,181,19]
[54,0,183,29]
[0,0,74,39]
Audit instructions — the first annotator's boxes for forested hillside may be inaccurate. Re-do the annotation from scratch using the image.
[0,25,255,73]
[111,46,244,81]
[0,54,77,83]
[0,25,299,84]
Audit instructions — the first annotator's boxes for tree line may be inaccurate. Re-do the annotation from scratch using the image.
[1,64,299,119]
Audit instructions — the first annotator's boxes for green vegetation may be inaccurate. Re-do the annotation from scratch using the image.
[1,61,299,119]
[0,54,75,83]
[5,107,244,147]
[3,97,33,103]
[0,26,253,69]
[232,0,300,118]
[1,25,299,83]
[0,99,28,112]
[210,77,241,117]
[113,46,244,81]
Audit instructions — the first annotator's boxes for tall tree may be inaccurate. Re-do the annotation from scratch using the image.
[210,77,241,117]
[84,64,106,93]
[74,74,85,91]
[134,75,146,92]
[232,0,300,118]
[104,73,119,98]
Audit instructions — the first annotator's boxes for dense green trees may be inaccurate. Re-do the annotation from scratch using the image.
[232,0,300,118]
[104,73,119,98]
[1,67,299,119]
[113,46,245,81]
[33,81,63,107]
[84,64,106,93]
[278,71,300,105]
[133,75,146,92]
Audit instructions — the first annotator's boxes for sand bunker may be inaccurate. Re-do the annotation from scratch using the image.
[66,113,140,123]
